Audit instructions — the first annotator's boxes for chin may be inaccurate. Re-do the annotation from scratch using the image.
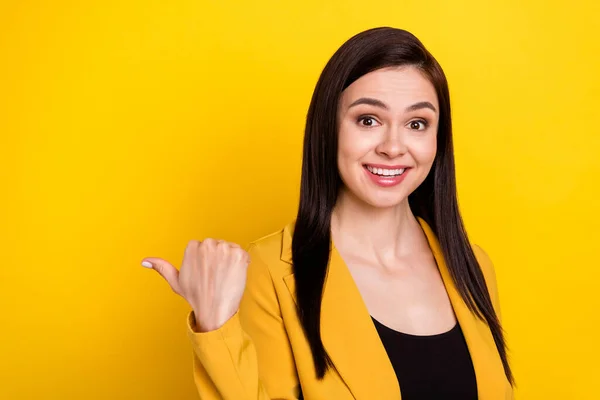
[339,175,416,210]
[361,191,409,210]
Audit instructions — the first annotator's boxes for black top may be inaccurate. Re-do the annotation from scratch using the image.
[372,317,478,400]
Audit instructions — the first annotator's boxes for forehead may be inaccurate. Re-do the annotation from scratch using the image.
[340,66,438,109]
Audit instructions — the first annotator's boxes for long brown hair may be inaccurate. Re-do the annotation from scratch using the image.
[291,27,514,385]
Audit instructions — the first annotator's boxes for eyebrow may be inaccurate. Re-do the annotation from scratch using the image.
[348,97,389,110]
[348,97,437,113]
[405,101,437,113]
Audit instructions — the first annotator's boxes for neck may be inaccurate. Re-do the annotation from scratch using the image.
[331,189,425,263]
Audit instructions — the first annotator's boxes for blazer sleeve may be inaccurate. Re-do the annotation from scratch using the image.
[472,244,502,321]
[186,242,300,400]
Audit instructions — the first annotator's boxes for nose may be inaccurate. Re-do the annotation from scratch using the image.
[375,126,408,158]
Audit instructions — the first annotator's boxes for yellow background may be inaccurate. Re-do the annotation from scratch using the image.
[1,1,598,399]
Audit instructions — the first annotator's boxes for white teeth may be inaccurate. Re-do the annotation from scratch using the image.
[366,166,406,176]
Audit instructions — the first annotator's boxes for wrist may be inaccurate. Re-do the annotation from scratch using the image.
[192,308,234,333]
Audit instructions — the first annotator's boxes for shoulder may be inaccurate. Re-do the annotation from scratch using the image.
[471,244,502,316]
[246,221,295,278]
[472,244,496,283]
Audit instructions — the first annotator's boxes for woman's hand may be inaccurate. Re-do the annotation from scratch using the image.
[142,239,250,332]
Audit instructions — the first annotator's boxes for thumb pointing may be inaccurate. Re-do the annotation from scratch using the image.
[141,257,182,295]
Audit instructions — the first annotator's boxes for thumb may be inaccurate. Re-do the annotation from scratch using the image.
[141,257,182,295]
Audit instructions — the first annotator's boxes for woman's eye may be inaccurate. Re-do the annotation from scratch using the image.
[409,120,428,130]
[359,116,379,127]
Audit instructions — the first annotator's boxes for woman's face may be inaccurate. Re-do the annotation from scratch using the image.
[336,66,439,209]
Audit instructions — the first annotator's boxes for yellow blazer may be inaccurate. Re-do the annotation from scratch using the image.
[187,217,513,399]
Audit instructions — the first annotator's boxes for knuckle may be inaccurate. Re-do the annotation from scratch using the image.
[234,248,246,257]
[186,240,200,253]
[215,242,229,256]
[234,249,249,264]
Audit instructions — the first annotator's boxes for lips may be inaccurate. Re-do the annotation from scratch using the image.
[363,164,410,187]
[365,165,406,177]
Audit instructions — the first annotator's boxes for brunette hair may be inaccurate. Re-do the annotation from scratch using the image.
[291,27,513,385]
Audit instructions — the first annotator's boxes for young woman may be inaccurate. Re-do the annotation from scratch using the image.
[142,27,514,399]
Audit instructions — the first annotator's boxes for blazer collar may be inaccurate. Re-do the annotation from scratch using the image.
[280,222,293,264]
[280,218,508,399]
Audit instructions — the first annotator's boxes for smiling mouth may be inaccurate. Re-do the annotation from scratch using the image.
[364,165,408,177]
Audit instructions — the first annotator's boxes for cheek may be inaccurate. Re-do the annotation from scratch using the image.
[337,124,370,163]
[413,135,437,165]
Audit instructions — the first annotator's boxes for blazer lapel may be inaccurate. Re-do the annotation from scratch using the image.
[280,223,400,399]
[280,219,509,400]
[319,246,401,399]
[418,218,510,399]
